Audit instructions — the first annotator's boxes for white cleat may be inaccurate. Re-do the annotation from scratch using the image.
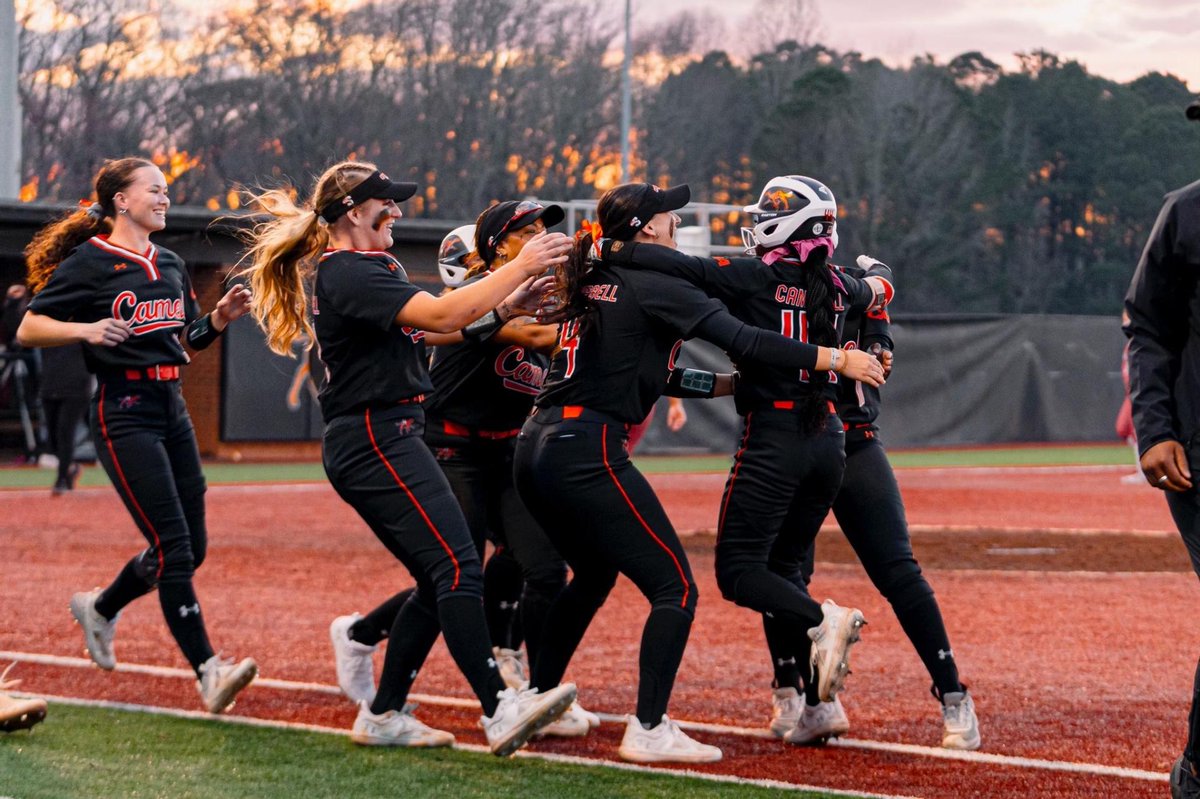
[481,683,576,757]
[941,691,981,750]
[769,686,803,738]
[784,697,850,746]
[330,614,379,704]
[350,700,455,747]
[492,647,528,690]
[197,655,258,714]
[69,589,118,671]
[807,599,866,703]
[537,699,601,738]
[618,714,722,764]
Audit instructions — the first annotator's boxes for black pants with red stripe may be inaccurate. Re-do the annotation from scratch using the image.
[514,407,698,725]
[322,405,505,716]
[90,378,215,673]
[425,423,568,664]
[716,410,845,672]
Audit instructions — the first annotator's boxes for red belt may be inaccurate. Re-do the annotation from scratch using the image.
[125,365,180,381]
[442,420,520,440]
[772,400,836,413]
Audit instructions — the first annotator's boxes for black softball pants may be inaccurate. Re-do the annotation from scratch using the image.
[770,436,962,698]
[323,406,505,716]
[426,424,568,664]
[716,410,844,629]
[44,395,88,485]
[514,407,698,725]
[89,378,214,674]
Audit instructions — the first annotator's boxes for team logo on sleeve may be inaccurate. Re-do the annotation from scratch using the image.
[111,290,185,335]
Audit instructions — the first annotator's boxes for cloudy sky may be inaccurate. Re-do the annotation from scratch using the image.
[647,0,1199,89]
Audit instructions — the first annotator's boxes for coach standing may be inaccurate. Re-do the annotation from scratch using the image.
[1124,97,1200,799]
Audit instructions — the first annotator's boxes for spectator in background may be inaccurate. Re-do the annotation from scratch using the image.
[0,285,30,347]
[626,396,687,453]
[39,342,94,494]
[1115,311,1141,484]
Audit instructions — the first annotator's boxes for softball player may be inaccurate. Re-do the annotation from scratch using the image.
[601,176,894,737]
[241,160,575,754]
[515,181,885,764]
[331,205,597,737]
[763,263,979,750]
[16,157,257,714]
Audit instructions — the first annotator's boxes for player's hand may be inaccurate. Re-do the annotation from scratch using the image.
[869,343,894,378]
[1141,440,1193,492]
[840,348,886,387]
[214,284,252,329]
[511,231,571,277]
[82,318,132,347]
[856,254,889,272]
[666,398,687,431]
[502,274,556,318]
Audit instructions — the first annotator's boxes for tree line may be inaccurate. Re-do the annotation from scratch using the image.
[15,0,1200,314]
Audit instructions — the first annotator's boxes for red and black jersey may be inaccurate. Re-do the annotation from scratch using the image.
[536,265,726,424]
[27,236,201,373]
[313,249,431,423]
[426,334,549,430]
[614,246,891,415]
[836,265,894,442]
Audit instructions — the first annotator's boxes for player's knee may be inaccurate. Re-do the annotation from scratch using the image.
[523,560,568,598]
[879,566,934,611]
[434,559,484,602]
[158,548,196,583]
[133,548,161,588]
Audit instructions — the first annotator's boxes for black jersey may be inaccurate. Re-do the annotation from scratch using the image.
[313,249,431,423]
[536,265,726,424]
[28,236,201,373]
[426,333,549,431]
[836,265,894,441]
[614,245,891,415]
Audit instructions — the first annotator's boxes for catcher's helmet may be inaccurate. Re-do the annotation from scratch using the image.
[438,224,476,288]
[740,175,837,252]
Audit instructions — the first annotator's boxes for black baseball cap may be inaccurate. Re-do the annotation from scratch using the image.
[476,200,566,265]
[601,183,691,240]
[318,170,419,223]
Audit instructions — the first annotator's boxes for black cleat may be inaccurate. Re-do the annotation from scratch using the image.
[1172,755,1200,799]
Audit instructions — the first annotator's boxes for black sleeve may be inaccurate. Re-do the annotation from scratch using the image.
[693,310,820,370]
[860,311,893,352]
[606,241,764,302]
[26,251,101,321]
[1124,190,1196,454]
[324,254,424,331]
[626,270,727,338]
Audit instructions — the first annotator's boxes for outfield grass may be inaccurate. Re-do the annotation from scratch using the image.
[0,704,845,799]
[0,443,1134,489]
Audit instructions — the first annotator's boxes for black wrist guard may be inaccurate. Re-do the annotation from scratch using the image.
[462,309,504,342]
[185,312,223,350]
[665,367,717,399]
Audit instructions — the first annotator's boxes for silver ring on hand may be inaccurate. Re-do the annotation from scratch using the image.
[1158,475,1169,485]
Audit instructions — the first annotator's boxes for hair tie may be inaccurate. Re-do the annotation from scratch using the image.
[578,219,601,241]
[84,202,106,220]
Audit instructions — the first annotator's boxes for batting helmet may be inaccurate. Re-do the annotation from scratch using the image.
[438,224,476,288]
[741,175,837,252]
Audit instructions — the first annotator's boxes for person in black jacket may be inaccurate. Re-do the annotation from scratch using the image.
[39,342,94,494]
[1124,99,1200,799]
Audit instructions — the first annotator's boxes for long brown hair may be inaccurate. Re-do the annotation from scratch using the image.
[237,160,375,356]
[24,157,155,294]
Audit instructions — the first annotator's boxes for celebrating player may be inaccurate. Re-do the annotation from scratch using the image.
[770,259,980,749]
[17,156,258,714]
[514,181,885,764]
[240,160,576,755]
[330,203,597,737]
[598,176,895,745]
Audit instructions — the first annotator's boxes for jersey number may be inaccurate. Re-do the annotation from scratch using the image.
[780,309,836,384]
[558,319,581,379]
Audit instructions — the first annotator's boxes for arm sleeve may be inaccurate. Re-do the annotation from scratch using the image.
[1124,192,1192,454]
[324,254,424,331]
[26,253,100,321]
[693,310,820,370]
[607,241,764,301]
[860,312,893,352]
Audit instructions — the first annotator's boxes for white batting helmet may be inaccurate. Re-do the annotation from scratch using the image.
[740,175,837,252]
[438,224,476,288]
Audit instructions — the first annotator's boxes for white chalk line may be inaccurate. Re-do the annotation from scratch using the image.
[1,650,1168,784]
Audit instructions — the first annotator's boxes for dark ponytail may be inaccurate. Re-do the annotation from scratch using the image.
[800,247,839,433]
[543,232,596,329]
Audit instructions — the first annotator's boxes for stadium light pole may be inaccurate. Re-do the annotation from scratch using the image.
[620,0,632,183]
[0,0,20,199]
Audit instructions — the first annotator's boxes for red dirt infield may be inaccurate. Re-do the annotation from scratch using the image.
[0,463,1190,798]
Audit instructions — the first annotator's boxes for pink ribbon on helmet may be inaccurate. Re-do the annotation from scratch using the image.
[760,236,835,266]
